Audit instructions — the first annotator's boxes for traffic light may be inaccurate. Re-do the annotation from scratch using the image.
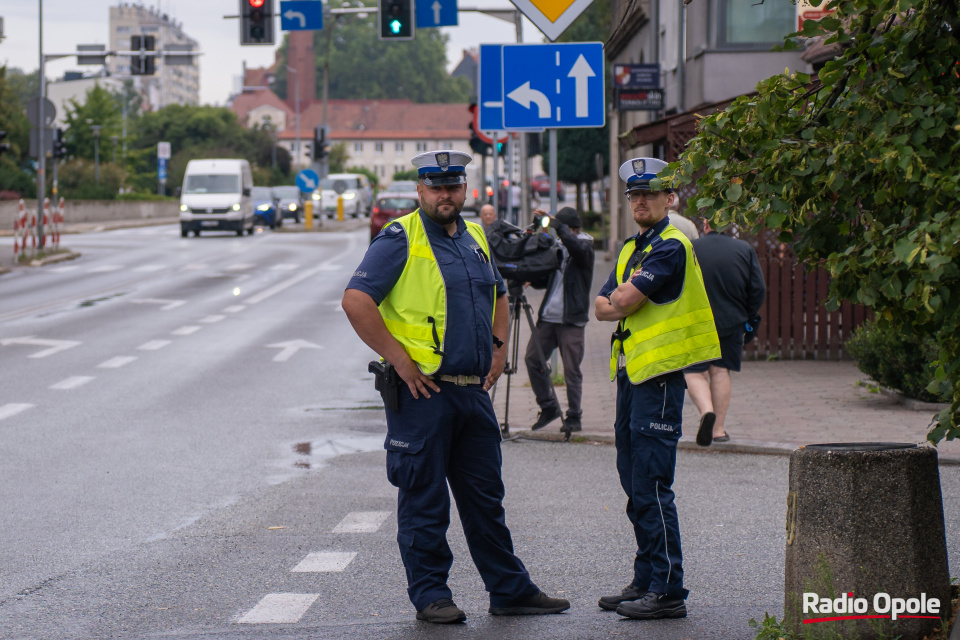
[468,104,491,156]
[131,35,156,76]
[312,125,328,160]
[53,128,67,159]
[496,140,506,158]
[378,0,414,41]
[0,131,9,157]
[241,0,275,45]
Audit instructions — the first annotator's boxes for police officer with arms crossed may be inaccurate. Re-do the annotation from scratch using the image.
[594,157,720,620]
[342,150,570,625]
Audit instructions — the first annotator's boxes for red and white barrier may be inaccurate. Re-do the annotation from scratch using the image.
[53,197,64,249]
[12,199,27,256]
[41,198,50,249]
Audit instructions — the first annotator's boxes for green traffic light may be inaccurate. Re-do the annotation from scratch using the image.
[390,19,402,34]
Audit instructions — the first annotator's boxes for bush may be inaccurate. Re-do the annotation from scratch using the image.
[845,320,945,403]
[116,192,175,201]
[56,159,125,200]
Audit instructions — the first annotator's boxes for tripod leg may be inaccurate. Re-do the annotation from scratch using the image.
[500,298,524,437]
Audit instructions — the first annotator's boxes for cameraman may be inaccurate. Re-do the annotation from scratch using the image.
[526,207,595,432]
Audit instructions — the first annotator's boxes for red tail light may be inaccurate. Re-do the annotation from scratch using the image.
[373,205,380,215]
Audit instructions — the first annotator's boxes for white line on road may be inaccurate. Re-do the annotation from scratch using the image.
[332,511,391,534]
[267,340,323,362]
[49,376,95,390]
[171,326,200,336]
[0,404,34,421]
[130,298,186,311]
[271,264,299,271]
[199,315,225,323]
[135,264,166,272]
[0,336,82,358]
[225,263,255,271]
[181,263,208,271]
[138,340,172,351]
[223,305,246,313]
[49,265,79,273]
[88,265,123,273]
[291,551,358,573]
[237,593,319,624]
[98,356,137,369]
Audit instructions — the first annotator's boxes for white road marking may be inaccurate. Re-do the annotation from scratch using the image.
[50,265,79,273]
[0,404,34,421]
[138,340,172,351]
[172,326,200,336]
[130,298,186,311]
[332,511,391,534]
[225,263,255,271]
[98,356,137,369]
[291,551,358,573]
[271,264,299,271]
[49,376,95,390]
[181,263,208,271]
[89,265,123,273]
[223,305,246,313]
[245,265,333,305]
[135,264,166,272]
[237,593,319,624]
[0,336,81,358]
[266,340,323,362]
[200,315,225,323]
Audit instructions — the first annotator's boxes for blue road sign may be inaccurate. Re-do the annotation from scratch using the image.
[296,168,320,192]
[478,44,543,133]
[502,43,605,129]
[158,157,167,181]
[416,0,457,28]
[280,1,324,31]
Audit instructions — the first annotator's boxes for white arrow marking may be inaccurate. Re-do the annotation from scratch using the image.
[432,0,442,24]
[0,336,81,358]
[567,54,596,118]
[0,404,34,421]
[267,340,324,362]
[283,9,307,28]
[130,298,186,311]
[507,82,551,119]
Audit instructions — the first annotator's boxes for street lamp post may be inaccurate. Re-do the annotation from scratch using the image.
[90,125,102,182]
[110,135,119,164]
[285,65,300,173]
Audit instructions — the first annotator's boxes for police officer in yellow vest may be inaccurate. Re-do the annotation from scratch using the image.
[343,150,570,624]
[594,157,720,620]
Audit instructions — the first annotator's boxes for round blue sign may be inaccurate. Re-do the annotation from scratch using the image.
[295,169,320,193]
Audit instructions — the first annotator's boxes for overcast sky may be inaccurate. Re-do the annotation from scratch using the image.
[1,0,541,105]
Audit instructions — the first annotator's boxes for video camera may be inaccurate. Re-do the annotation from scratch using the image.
[486,218,562,290]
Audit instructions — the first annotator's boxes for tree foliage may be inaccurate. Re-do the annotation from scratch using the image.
[669,0,960,441]
[63,83,123,161]
[0,66,34,197]
[273,0,469,103]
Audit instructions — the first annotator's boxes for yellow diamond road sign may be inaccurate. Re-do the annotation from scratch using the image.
[509,0,596,42]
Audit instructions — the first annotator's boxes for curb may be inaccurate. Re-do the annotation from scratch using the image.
[28,251,82,267]
[506,430,960,465]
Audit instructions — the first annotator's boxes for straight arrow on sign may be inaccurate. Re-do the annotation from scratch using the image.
[568,54,596,118]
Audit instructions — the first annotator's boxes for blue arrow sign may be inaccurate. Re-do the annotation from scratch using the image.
[501,43,605,129]
[478,44,505,132]
[416,0,457,28]
[296,168,320,193]
[280,0,324,31]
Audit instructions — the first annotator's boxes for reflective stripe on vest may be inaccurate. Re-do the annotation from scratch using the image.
[379,210,493,375]
[609,224,721,384]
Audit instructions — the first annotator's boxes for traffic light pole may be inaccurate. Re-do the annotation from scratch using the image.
[36,0,46,248]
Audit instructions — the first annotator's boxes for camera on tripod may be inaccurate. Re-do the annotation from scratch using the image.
[486,218,562,290]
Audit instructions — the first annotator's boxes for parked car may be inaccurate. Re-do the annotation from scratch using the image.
[370,191,420,240]
[273,185,303,223]
[179,159,255,237]
[530,174,566,201]
[252,186,282,229]
[320,173,374,218]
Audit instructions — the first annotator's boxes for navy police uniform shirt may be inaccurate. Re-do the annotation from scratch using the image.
[598,215,686,304]
[346,210,507,378]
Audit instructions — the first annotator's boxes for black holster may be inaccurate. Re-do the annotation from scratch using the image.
[368,360,401,411]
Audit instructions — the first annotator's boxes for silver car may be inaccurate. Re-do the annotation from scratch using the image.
[273,185,304,223]
[320,173,374,218]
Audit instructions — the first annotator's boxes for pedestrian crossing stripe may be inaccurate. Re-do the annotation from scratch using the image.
[291,551,358,572]
[332,511,391,533]
[237,593,319,624]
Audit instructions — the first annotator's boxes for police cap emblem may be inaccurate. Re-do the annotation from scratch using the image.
[632,159,645,176]
[436,152,450,171]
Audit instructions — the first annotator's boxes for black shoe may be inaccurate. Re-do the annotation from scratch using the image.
[531,406,562,431]
[562,416,582,432]
[416,598,466,624]
[489,591,570,615]
[616,592,687,620]
[598,585,645,611]
[696,411,716,447]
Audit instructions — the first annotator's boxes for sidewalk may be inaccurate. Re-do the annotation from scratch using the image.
[491,252,960,464]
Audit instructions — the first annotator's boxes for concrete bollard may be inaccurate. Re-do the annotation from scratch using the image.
[784,443,949,639]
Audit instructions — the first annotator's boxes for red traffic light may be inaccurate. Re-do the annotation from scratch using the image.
[249,0,264,6]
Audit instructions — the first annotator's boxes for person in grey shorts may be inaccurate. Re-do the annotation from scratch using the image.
[525,207,595,432]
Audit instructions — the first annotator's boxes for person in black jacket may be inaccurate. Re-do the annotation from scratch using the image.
[526,207,595,432]
[684,219,766,444]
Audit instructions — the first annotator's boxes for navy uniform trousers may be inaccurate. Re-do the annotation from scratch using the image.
[384,380,540,610]
[613,370,689,599]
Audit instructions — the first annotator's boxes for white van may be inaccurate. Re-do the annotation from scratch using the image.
[179,159,255,237]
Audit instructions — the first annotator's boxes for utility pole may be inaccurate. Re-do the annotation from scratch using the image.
[36,0,46,247]
[286,65,301,172]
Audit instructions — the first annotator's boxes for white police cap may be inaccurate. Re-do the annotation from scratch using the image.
[619,157,669,193]
[411,150,472,186]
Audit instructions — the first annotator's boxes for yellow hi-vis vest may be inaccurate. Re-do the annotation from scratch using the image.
[379,210,494,375]
[610,224,721,384]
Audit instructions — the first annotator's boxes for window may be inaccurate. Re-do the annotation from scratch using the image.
[375,142,384,153]
[395,142,404,152]
[416,142,428,152]
[116,26,132,34]
[718,0,795,47]
[142,26,160,33]
[354,142,364,152]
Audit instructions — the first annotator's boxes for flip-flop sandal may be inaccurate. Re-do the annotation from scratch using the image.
[696,412,716,447]
[713,433,730,443]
